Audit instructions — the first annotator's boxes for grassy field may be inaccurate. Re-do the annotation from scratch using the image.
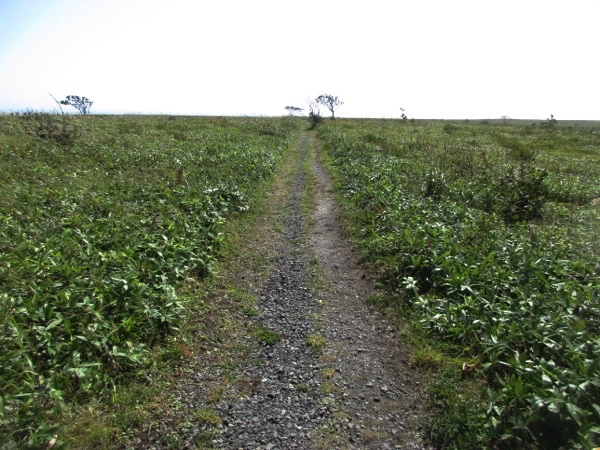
[0,113,301,448]
[1,113,598,449]
[317,118,600,449]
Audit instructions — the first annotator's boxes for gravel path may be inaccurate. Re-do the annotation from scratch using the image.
[210,131,428,449]
[214,132,331,449]
[130,131,429,449]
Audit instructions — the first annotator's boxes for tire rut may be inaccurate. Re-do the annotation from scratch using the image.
[214,132,332,449]
[308,133,428,449]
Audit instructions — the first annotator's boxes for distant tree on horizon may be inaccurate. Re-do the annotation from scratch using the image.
[285,106,304,116]
[540,114,557,128]
[400,107,408,121]
[60,95,93,115]
[316,94,343,120]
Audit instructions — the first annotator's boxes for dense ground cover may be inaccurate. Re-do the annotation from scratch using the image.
[318,119,600,449]
[0,114,299,447]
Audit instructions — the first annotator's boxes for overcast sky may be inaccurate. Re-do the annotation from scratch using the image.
[0,0,598,119]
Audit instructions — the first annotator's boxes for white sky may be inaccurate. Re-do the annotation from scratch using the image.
[0,0,598,119]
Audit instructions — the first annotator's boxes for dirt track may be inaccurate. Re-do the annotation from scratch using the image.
[141,131,428,449]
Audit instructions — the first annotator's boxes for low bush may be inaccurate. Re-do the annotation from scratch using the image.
[15,110,80,145]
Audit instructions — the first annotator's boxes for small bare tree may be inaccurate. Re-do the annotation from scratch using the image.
[316,94,343,120]
[307,99,322,129]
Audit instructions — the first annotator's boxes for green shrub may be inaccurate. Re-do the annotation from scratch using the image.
[0,115,301,447]
[317,119,600,449]
[424,369,491,449]
[498,163,548,223]
[253,326,281,345]
[15,110,79,145]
